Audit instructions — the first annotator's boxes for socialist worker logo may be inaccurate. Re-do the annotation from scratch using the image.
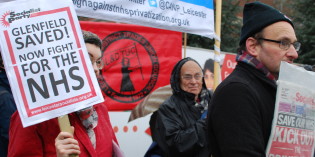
[98,31,159,103]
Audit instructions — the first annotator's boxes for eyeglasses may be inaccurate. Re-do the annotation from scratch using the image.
[258,38,301,52]
[181,74,203,81]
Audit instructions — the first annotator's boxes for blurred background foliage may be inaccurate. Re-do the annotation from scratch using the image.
[184,0,314,65]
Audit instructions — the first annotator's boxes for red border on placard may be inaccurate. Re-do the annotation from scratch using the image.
[3,7,96,117]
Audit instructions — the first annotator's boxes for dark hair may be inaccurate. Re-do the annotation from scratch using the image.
[203,58,214,73]
[237,30,264,54]
[82,30,102,49]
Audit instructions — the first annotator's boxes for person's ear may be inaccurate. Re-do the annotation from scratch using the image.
[245,37,259,57]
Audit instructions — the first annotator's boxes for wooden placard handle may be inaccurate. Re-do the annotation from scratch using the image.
[58,115,78,157]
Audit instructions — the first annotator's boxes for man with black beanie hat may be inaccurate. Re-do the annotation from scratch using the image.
[207,2,300,157]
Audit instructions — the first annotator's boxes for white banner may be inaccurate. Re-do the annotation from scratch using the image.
[266,62,315,157]
[0,0,104,127]
[73,0,215,38]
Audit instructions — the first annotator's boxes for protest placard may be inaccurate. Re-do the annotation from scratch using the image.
[266,62,315,157]
[0,0,103,127]
[73,0,215,38]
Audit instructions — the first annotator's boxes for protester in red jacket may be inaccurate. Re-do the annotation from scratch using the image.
[8,31,123,157]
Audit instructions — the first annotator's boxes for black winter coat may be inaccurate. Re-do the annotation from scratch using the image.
[150,57,211,157]
[208,62,277,157]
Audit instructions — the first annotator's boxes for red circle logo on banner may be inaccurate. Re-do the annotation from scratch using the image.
[98,31,159,103]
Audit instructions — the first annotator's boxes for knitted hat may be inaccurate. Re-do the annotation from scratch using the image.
[239,2,294,45]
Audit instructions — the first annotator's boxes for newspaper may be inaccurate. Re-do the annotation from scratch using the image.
[266,62,315,157]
